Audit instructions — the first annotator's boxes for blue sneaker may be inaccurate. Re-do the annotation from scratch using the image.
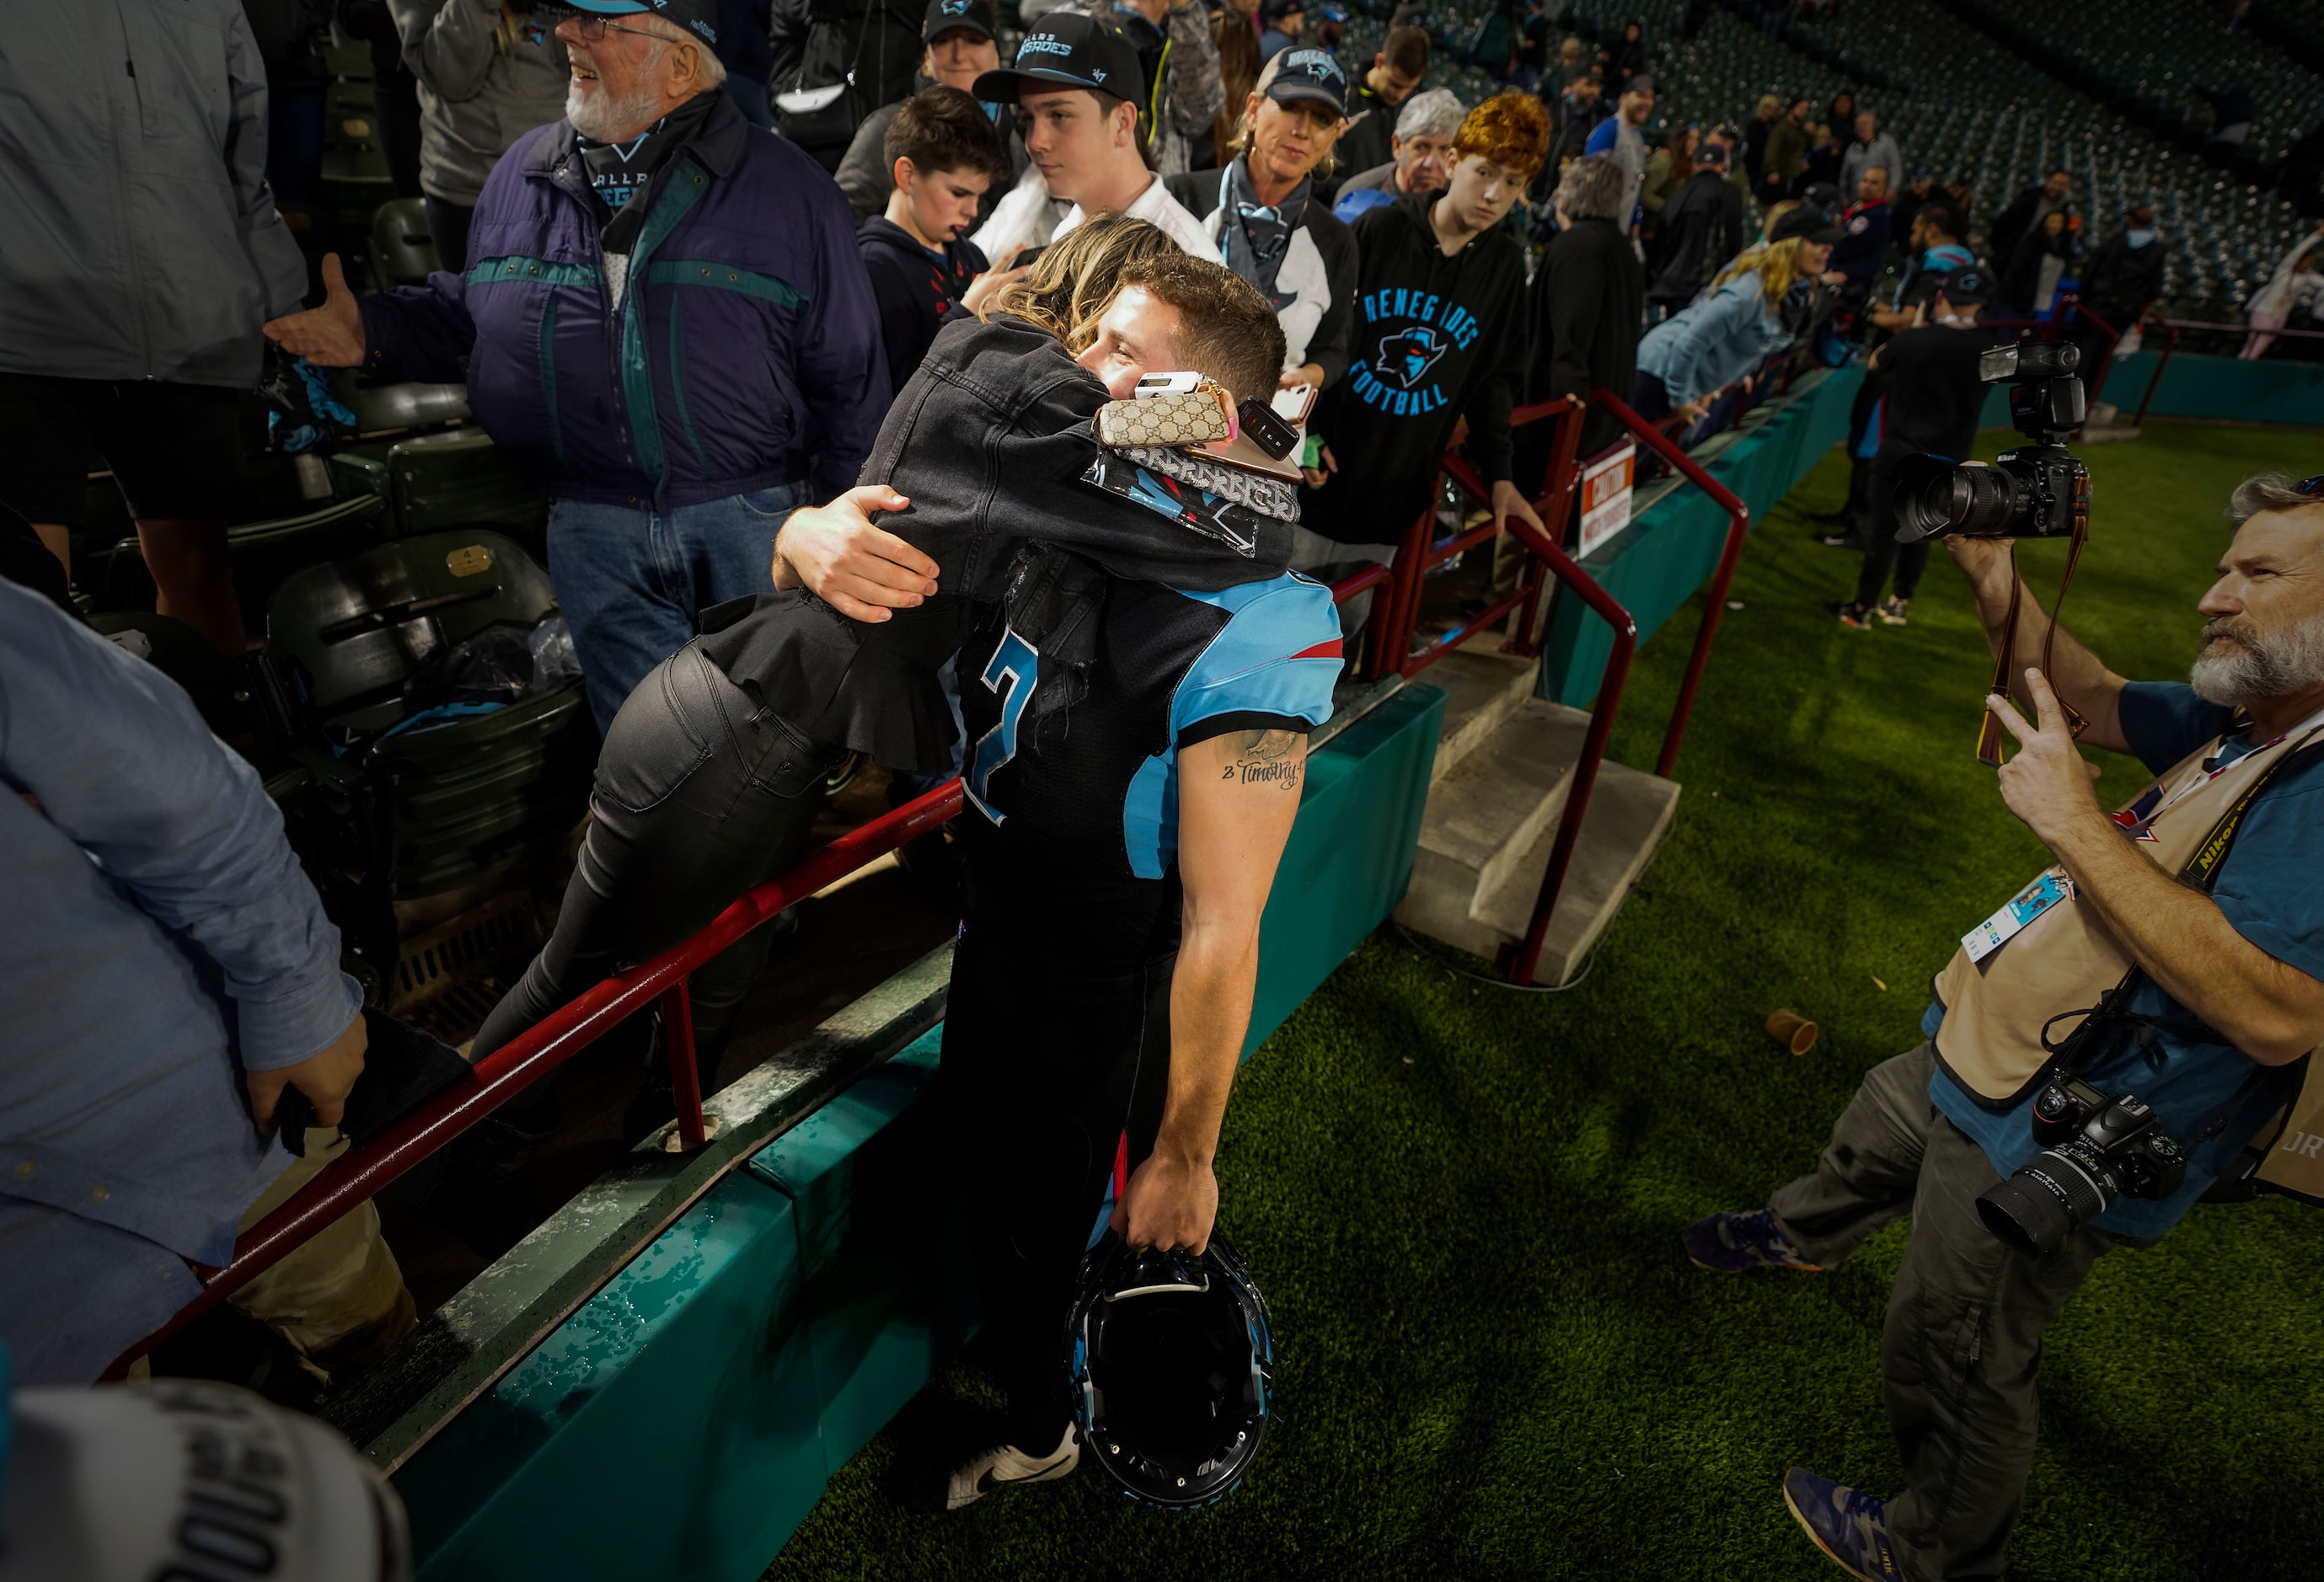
[1783,1467,1904,1581]
[1683,1209,1824,1274]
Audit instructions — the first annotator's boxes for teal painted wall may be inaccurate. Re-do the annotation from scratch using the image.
[1539,370,1864,708]
[1243,681,1447,1058]
[2085,349,2324,425]
[391,676,1447,1579]
[745,1030,977,1478]
[394,1174,826,1582]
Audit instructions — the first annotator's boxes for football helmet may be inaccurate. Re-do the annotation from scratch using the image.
[1064,1230,1274,1509]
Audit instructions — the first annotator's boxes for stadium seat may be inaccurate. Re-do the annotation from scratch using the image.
[367,198,442,291]
[260,530,593,905]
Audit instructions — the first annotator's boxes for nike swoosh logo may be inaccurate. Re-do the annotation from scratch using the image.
[974,1451,1071,1494]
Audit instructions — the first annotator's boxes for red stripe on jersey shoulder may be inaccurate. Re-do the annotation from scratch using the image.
[1290,639,1344,661]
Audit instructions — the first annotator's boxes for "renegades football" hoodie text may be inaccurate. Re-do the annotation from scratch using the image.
[1300,191,1529,546]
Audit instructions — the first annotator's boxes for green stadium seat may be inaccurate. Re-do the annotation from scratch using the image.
[261,530,593,903]
[368,197,442,291]
[378,427,549,548]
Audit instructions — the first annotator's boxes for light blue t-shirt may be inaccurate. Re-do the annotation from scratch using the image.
[1929,681,2324,1236]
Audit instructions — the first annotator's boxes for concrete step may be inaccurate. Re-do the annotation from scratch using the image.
[1397,755,1680,987]
[1413,698,1593,904]
[1423,648,1540,784]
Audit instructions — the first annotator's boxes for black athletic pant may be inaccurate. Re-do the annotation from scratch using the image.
[1853,454,1931,609]
[424,195,478,275]
[939,852,1177,1451]
[472,642,841,1075]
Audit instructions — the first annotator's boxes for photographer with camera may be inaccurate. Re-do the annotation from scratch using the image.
[1690,442,2324,1578]
[1836,268,1993,630]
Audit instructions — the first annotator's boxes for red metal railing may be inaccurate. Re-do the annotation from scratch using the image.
[1347,387,1749,982]
[110,781,966,1376]
[117,551,1411,1374]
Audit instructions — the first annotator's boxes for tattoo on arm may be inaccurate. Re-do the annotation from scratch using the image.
[1218,728,1306,790]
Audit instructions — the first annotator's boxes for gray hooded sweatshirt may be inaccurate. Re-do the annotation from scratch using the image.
[392,0,572,208]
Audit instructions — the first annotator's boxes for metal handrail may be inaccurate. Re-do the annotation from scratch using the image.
[1586,388,1753,780]
[2129,311,2182,430]
[123,559,1402,1375]
[110,781,966,1376]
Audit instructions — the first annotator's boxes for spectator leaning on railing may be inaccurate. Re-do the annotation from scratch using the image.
[389,0,574,273]
[1168,49,1359,393]
[0,1,308,659]
[263,0,887,735]
[1631,204,1839,430]
[0,582,415,1387]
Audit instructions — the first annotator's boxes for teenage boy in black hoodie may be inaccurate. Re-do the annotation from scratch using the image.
[858,86,1020,398]
[1300,93,1550,594]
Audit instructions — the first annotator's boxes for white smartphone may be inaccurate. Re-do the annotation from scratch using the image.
[1133,371,1205,399]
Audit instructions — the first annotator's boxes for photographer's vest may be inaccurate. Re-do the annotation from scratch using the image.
[1932,714,2324,1202]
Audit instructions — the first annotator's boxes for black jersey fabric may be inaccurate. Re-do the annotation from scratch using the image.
[694,314,1298,774]
[857,217,988,401]
[955,555,1341,882]
[1877,323,1990,462]
[1301,192,1530,545]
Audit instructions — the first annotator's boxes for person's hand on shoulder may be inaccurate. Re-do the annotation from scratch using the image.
[771,484,940,623]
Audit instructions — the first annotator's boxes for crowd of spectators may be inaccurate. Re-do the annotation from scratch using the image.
[0,0,2277,1403]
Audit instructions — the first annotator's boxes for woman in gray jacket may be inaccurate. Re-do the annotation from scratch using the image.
[392,0,571,270]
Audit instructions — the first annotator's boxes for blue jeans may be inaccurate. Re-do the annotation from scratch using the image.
[548,483,806,732]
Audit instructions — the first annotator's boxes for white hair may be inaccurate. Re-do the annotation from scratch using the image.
[1395,88,1465,143]
[566,13,724,138]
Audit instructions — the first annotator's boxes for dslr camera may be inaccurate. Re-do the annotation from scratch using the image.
[1976,1077,2187,1258]
[1893,338,2091,542]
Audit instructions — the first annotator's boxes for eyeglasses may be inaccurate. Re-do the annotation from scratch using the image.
[560,14,664,43]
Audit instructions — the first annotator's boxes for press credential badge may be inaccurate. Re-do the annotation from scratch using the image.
[1963,866,2075,963]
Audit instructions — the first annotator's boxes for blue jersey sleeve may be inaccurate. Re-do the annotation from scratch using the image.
[1170,574,1343,748]
[2118,680,2236,776]
[1583,118,1619,158]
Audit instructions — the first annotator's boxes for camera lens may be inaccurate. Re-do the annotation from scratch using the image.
[1893,458,2019,542]
[1976,1141,2112,1259]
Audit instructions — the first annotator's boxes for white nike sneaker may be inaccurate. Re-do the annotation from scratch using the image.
[934,1424,1079,1511]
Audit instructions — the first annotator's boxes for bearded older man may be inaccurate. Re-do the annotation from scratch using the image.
[1689,472,2324,1582]
[265,0,886,732]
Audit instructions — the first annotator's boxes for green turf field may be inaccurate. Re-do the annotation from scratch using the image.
[765,420,2324,1582]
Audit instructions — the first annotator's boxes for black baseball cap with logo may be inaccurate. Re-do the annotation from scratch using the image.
[972,12,1145,104]
[1934,266,1992,304]
[1770,204,1844,246]
[923,0,995,44]
[1261,46,1347,115]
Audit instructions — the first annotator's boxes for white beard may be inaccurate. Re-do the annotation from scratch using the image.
[2188,611,2324,707]
[567,67,667,142]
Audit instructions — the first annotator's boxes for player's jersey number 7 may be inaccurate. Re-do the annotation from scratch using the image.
[965,628,1038,826]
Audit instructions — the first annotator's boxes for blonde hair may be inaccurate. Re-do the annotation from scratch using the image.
[1231,59,1345,178]
[1712,234,1808,307]
[1755,93,1780,116]
[983,215,1180,349]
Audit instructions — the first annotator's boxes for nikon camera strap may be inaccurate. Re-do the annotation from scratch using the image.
[1976,469,2091,767]
[2038,731,2324,1187]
